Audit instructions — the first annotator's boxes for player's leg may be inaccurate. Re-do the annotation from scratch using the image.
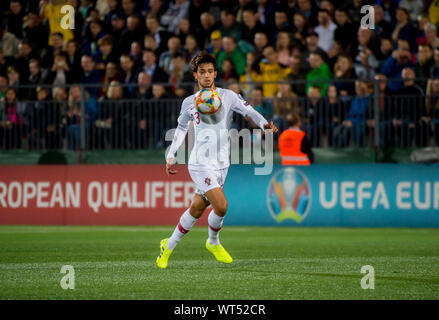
[204,187,233,263]
[156,194,209,269]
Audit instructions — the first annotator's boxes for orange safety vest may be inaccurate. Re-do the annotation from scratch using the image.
[278,127,311,165]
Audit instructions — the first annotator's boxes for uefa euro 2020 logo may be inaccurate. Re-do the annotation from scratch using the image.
[266,168,311,223]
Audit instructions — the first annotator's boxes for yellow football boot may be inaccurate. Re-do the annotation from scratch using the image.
[156,238,172,269]
[205,240,233,264]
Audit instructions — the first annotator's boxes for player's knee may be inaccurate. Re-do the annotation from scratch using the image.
[190,202,205,218]
[215,200,228,217]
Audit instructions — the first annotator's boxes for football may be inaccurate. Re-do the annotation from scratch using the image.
[194,88,222,115]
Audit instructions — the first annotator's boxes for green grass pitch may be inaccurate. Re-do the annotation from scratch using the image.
[0,226,438,300]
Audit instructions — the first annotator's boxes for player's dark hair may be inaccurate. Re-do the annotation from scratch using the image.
[190,51,218,73]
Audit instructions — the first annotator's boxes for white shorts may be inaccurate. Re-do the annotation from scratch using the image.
[189,167,229,200]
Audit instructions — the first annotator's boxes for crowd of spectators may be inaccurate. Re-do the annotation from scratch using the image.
[1,0,439,150]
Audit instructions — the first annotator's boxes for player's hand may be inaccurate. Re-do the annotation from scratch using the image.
[166,158,177,176]
[263,121,278,133]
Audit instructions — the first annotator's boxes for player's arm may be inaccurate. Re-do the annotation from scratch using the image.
[166,106,191,175]
[231,93,278,133]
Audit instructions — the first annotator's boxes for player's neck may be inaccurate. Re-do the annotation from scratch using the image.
[198,83,216,91]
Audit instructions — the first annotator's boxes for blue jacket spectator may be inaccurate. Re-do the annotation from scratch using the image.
[381,48,413,92]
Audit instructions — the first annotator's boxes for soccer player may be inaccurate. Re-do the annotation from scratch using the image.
[156,51,278,268]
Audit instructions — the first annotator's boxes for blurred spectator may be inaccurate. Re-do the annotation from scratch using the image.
[226,79,243,96]
[373,5,393,39]
[141,49,169,83]
[292,12,310,49]
[273,10,293,40]
[339,80,371,147]
[314,9,336,53]
[259,45,291,98]
[241,9,264,45]
[351,28,380,68]
[217,36,246,77]
[426,79,439,146]
[303,85,324,147]
[40,86,63,149]
[83,19,106,57]
[66,86,82,150]
[333,6,355,52]
[176,18,191,45]
[15,40,37,82]
[306,51,332,97]
[240,51,262,97]
[325,84,348,147]
[0,25,19,58]
[96,35,119,70]
[120,15,142,54]
[121,0,141,18]
[333,54,356,98]
[376,37,394,70]
[44,52,72,97]
[414,44,434,84]
[378,0,398,25]
[235,0,258,24]
[249,86,272,122]
[109,13,126,56]
[41,32,65,69]
[65,40,82,83]
[103,0,121,32]
[119,54,138,98]
[135,71,152,99]
[287,55,307,97]
[355,48,379,81]
[218,58,239,83]
[146,0,168,19]
[391,7,416,52]
[278,113,313,165]
[207,30,223,58]
[130,41,143,70]
[146,13,171,56]
[168,51,193,98]
[303,32,328,65]
[78,0,93,19]
[102,61,120,96]
[297,0,318,27]
[199,12,220,49]
[424,23,439,50]
[95,81,124,149]
[372,74,396,147]
[80,54,102,98]
[393,68,428,147]
[276,31,295,69]
[219,9,242,42]
[27,59,44,101]
[256,0,275,30]
[0,87,22,149]
[160,0,190,34]
[159,36,183,74]
[7,66,26,100]
[207,0,223,24]
[143,34,159,57]
[0,75,8,100]
[40,0,74,46]
[399,0,424,22]
[6,0,25,39]
[346,0,366,25]
[414,13,429,47]
[428,0,439,25]
[253,32,269,56]
[432,47,439,78]
[23,12,49,55]
[381,47,413,92]
[272,80,299,132]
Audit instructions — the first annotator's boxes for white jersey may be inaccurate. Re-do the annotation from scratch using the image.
[169,88,268,171]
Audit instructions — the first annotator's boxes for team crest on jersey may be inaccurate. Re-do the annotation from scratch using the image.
[238,94,250,106]
[204,177,211,186]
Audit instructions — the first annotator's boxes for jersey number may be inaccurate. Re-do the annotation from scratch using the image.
[193,112,200,124]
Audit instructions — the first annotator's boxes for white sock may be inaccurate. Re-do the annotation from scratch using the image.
[168,209,198,251]
[208,210,224,245]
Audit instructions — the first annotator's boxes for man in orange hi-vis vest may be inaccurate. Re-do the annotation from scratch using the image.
[278,113,314,165]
